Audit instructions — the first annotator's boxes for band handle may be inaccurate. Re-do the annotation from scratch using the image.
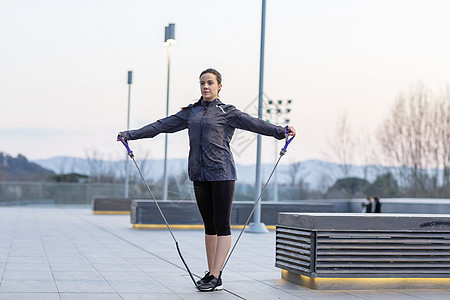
[117,135,134,158]
[280,129,294,156]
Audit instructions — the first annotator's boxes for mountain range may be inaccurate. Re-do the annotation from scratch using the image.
[32,156,389,190]
[0,153,55,181]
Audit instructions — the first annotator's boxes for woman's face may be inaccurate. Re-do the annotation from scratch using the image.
[200,73,222,101]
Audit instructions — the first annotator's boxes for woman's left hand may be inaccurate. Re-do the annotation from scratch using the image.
[287,126,296,137]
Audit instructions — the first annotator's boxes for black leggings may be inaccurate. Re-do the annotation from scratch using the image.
[193,180,235,236]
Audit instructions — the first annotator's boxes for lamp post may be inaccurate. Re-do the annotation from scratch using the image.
[266,99,292,202]
[247,0,267,234]
[124,70,132,198]
[162,23,175,201]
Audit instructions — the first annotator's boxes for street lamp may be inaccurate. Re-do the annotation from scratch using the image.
[164,23,176,45]
[247,0,267,234]
[266,99,292,202]
[162,23,175,201]
[124,70,132,198]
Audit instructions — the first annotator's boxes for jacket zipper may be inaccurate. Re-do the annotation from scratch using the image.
[199,105,208,181]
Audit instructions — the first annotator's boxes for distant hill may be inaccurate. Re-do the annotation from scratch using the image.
[33,156,390,190]
[0,152,55,181]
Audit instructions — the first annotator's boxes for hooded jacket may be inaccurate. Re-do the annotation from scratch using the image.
[121,99,287,181]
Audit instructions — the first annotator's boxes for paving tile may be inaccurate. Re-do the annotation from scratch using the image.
[59,293,123,300]
[395,289,450,300]
[92,263,141,272]
[49,263,96,272]
[288,290,371,299]
[223,280,308,299]
[107,280,173,293]
[0,280,58,293]
[121,294,183,300]
[236,291,304,300]
[52,270,105,281]
[142,264,184,273]
[177,291,242,299]
[4,263,50,271]
[115,251,157,259]
[119,258,163,265]
[236,270,282,281]
[196,271,248,283]
[8,249,46,257]
[5,257,48,263]
[47,257,89,264]
[55,280,116,293]
[160,282,206,294]
[99,271,154,282]
[0,293,61,300]
[151,273,197,285]
[344,290,424,299]
[2,270,54,281]
[0,248,10,254]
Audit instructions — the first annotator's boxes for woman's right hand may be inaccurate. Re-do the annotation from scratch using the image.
[286,126,296,137]
[117,132,125,141]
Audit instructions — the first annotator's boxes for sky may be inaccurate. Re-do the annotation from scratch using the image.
[1,0,450,165]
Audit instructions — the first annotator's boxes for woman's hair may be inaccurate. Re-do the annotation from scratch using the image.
[200,68,222,85]
[181,68,222,110]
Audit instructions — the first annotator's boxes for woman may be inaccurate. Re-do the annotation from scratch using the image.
[374,196,381,213]
[363,195,373,213]
[118,68,296,292]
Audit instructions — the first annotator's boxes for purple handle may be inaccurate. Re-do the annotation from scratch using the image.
[280,129,294,154]
[118,135,134,158]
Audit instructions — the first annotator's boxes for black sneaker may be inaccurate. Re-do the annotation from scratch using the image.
[196,271,210,285]
[197,275,223,292]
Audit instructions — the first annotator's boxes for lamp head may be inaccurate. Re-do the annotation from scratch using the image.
[164,23,176,46]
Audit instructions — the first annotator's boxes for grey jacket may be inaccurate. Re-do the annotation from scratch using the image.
[121,99,287,181]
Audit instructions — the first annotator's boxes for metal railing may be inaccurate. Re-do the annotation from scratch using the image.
[0,181,303,206]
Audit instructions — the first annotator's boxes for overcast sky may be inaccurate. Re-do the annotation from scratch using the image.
[1,0,450,165]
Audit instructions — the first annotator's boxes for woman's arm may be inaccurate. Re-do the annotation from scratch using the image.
[229,109,295,139]
[118,110,189,141]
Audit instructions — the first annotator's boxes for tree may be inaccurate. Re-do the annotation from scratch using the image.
[366,173,402,198]
[84,150,119,183]
[287,161,302,186]
[324,113,356,198]
[377,84,435,196]
[327,177,370,199]
[50,173,88,183]
[437,88,450,195]
[285,160,314,200]
[326,113,355,178]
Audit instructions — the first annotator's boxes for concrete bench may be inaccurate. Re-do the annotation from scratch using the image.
[92,197,133,214]
[276,213,450,290]
[130,200,335,229]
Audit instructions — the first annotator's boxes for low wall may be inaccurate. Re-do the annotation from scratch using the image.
[313,198,450,214]
[130,200,335,228]
[276,213,450,290]
[92,197,133,214]
[366,198,450,214]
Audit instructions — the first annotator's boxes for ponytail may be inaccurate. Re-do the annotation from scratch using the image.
[181,96,203,110]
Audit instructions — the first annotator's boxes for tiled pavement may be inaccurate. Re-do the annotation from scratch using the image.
[1,206,450,299]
